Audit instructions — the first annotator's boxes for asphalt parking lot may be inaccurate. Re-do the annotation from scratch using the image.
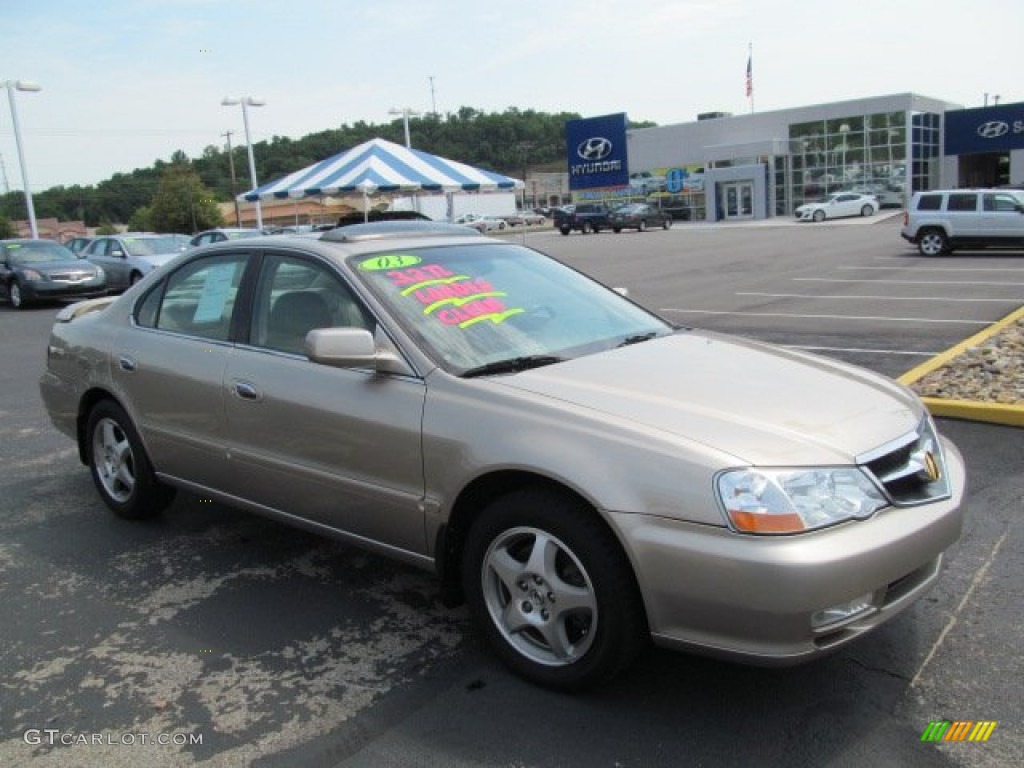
[1,216,1021,767]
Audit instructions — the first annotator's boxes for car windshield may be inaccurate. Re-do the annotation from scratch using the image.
[3,241,78,263]
[350,243,672,374]
[123,236,186,256]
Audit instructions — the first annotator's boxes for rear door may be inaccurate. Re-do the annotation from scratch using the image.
[945,192,980,239]
[113,250,251,488]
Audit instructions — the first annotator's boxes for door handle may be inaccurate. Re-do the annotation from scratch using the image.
[118,355,137,372]
[232,380,262,402]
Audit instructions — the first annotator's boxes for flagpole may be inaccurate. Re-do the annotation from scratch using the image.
[747,43,754,114]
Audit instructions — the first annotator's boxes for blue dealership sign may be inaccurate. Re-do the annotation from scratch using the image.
[945,102,1024,155]
[566,113,629,190]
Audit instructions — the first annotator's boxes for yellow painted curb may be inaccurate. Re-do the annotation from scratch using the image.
[899,304,1024,427]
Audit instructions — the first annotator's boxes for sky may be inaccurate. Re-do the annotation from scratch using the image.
[1,0,1022,192]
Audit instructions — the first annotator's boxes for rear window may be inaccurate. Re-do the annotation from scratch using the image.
[947,193,977,212]
[915,194,942,211]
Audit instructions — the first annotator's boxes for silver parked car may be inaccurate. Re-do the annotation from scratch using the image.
[39,222,965,691]
[81,233,190,291]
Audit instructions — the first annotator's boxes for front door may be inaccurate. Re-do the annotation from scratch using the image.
[722,182,754,219]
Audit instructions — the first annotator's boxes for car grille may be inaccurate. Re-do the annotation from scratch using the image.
[48,270,94,283]
[858,418,951,506]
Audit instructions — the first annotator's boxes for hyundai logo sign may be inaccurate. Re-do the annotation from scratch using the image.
[977,121,1010,139]
[577,137,613,161]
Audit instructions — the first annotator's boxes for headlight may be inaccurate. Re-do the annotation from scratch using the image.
[22,268,43,281]
[716,467,888,534]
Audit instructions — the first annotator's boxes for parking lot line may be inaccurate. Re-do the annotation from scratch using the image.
[787,345,938,357]
[839,265,1024,273]
[794,277,1024,287]
[738,292,1013,303]
[660,308,991,325]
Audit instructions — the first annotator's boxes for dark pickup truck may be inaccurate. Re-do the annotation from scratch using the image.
[553,203,613,235]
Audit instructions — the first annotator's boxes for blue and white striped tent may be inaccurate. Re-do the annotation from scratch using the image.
[241,137,523,201]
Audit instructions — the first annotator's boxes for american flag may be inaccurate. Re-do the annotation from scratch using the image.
[745,53,753,98]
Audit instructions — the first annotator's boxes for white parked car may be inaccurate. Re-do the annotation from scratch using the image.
[795,193,879,222]
[455,213,507,232]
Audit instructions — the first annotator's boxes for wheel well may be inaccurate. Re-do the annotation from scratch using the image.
[434,470,630,608]
[75,388,120,464]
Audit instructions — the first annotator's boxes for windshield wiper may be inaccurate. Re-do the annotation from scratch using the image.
[461,355,564,378]
[616,331,660,347]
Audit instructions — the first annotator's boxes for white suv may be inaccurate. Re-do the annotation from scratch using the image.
[901,189,1024,256]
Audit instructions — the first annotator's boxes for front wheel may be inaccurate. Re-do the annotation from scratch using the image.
[463,487,646,691]
[812,209,826,223]
[917,229,948,257]
[86,400,175,519]
[9,279,27,309]
[559,226,571,236]
[662,218,672,230]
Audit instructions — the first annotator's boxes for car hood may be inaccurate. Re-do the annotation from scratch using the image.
[20,258,100,275]
[494,333,922,466]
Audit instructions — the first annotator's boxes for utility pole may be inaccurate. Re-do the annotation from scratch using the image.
[222,130,241,226]
[429,76,437,117]
[0,153,9,194]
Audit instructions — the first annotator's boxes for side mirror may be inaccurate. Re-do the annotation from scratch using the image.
[304,327,409,375]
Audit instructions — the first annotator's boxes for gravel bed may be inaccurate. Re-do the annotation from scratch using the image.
[908,317,1024,405]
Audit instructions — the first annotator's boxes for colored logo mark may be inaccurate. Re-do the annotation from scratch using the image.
[920,721,997,742]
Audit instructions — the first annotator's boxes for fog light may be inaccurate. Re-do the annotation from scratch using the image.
[812,594,873,629]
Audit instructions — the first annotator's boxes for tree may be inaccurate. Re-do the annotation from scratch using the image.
[127,206,152,232]
[0,213,15,239]
[148,165,224,234]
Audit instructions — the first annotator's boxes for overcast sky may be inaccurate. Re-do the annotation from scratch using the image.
[1,0,1021,192]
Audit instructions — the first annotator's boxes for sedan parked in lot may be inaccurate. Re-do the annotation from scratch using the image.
[39,222,965,691]
[1,238,106,309]
[81,233,189,291]
[455,213,507,232]
[608,203,672,232]
[795,192,879,222]
[189,228,268,247]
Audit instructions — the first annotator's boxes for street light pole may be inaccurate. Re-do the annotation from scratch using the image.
[222,96,265,229]
[3,80,41,239]
[388,107,421,148]
[221,130,241,227]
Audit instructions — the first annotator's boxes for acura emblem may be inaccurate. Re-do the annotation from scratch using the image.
[977,121,1009,139]
[923,451,941,483]
[577,137,613,161]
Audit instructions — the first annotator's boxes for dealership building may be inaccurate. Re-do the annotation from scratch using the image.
[567,94,1024,223]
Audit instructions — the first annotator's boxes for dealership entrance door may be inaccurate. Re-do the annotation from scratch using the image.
[721,182,754,219]
[959,152,1009,188]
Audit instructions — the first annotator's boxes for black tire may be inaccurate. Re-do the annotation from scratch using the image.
[812,209,826,223]
[462,487,646,691]
[85,400,175,519]
[860,205,875,217]
[9,279,27,309]
[917,229,948,256]
[613,228,622,234]
[559,226,571,236]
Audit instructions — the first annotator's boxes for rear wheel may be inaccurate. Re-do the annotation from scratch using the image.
[86,400,175,519]
[663,218,672,230]
[463,487,646,691]
[917,229,948,257]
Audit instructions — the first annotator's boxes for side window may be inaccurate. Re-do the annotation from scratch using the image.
[134,279,166,328]
[154,253,249,341]
[983,193,1020,212]
[947,193,977,212]
[916,194,942,211]
[250,253,372,355]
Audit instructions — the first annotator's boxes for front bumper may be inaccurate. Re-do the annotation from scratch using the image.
[612,439,966,664]
[21,278,107,303]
